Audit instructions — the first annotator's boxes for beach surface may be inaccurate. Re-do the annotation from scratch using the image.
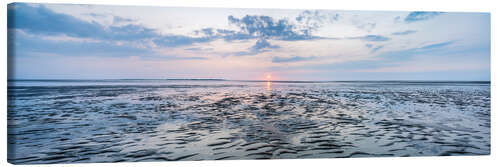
[7,80,490,164]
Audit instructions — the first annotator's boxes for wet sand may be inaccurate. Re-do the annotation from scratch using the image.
[7,80,490,164]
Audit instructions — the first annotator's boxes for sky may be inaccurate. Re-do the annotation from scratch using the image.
[7,3,490,81]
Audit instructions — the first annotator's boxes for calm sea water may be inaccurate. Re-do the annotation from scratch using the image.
[7,80,490,164]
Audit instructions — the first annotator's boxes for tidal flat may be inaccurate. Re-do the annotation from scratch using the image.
[7,80,490,164]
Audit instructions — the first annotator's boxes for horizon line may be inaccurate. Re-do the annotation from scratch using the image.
[7,78,492,83]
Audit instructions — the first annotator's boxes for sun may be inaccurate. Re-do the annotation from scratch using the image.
[266,74,272,80]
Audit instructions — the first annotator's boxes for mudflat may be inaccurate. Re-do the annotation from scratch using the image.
[7,80,490,164]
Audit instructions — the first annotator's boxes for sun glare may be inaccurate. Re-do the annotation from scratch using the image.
[266,74,272,80]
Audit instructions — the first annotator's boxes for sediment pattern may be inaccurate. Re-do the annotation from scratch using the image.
[7,81,490,164]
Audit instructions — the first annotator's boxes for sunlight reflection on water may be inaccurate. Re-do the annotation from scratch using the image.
[266,81,271,92]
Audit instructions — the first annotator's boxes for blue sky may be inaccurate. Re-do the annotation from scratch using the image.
[7,3,490,81]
